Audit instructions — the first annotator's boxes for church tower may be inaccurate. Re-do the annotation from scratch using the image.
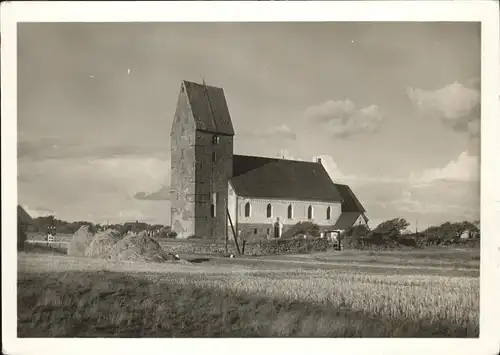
[170,80,235,239]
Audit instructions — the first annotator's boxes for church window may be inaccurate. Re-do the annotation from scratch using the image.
[212,152,217,162]
[244,202,251,217]
[210,204,215,217]
[326,206,331,220]
[254,228,258,235]
[266,204,272,218]
[212,135,219,144]
[287,204,293,219]
[308,205,313,219]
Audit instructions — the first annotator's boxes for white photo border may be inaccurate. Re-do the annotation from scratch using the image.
[2,2,499,355]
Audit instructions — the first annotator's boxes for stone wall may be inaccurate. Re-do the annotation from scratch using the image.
[160,238,335,257]
[170,84,197,239]
[160,240,238,255]
[194,131,233,240]
[170,82,234,240]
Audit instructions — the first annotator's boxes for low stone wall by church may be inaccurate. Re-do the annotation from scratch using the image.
[159,239,238,255]
[236,222,333,242]
[160,237,335,257]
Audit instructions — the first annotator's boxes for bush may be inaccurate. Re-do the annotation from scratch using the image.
[281,221,320,240]
[343,224,370,249]
[155,228,177,239]
[187,235,202,240]
[342,218,480,250]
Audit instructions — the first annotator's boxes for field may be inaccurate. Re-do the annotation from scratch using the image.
[17,243,479,338]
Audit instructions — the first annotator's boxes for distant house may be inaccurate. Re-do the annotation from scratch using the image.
[18,205,35,250]
[170,80,368,239]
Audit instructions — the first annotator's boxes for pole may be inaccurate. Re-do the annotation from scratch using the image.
[227,207,241,255]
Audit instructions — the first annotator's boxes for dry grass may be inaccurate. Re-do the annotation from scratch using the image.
[17,251,479,338]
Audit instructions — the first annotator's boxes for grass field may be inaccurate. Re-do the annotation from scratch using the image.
[17,246,479,338]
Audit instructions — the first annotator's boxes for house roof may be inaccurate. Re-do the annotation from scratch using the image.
[182,80,235,136]
[230,155,343,202]
[333,212,364,230]
[334,183,366,213]
[18,205,35,225]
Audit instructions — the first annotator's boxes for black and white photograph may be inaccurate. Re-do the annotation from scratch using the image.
[2,1,500,355]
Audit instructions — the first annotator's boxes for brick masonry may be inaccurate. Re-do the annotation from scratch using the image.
[171,82,233,240]
[170,84,197,239]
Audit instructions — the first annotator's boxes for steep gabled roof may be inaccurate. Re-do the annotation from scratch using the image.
[182,80,235,136]
[230,155,343,202]
[333,212,364,230]
[18,205,35,225]
[333,183,366,213]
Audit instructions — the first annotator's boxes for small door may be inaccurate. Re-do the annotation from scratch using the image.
[274,222,282,238]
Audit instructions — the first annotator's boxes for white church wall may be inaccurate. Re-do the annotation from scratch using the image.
[236,196,341,227]
[227,182,238,228]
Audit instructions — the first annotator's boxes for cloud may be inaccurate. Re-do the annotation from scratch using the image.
[312,154,478,229]
[18,156,170,207]
[18,156,172,224]
[243,124,297,141]
[23,206,54,218]
[407,81,480,138]
[313,154,348,180]
[313,154,406,185]
[18,138,168,161]
[266,124,297,140]
[380,188,477,216]
[411,151,479,183]
[134,186,171,201]
[304,99,384,138]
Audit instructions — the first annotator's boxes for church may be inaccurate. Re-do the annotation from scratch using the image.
[170,80,368,240]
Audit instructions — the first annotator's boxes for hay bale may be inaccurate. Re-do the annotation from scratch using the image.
[85,229,121,258]
[109,231,177,263]
[67,225,94,256]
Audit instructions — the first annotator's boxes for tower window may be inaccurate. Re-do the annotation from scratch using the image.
[308,205,313,219]
[287,204,293,219]
[212,135,219,144]
[266,204,272,218]
[212,152,217,162]
[326,206,331,220]
[211,192,217,217]
[244,202,251,217]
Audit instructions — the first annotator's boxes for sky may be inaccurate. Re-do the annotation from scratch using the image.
[17,22,481,230]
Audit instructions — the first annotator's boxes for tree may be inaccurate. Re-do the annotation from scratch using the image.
[374,218,410,235]
[282,221,320,239]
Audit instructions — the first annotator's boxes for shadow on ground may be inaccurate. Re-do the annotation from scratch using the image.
[17,270,478,338]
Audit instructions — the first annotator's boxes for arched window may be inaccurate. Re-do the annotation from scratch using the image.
[326,206,331,220]
[287,204,293,219]
[308,205,313,219]
[266,204,272,218]
[244,202,251,217]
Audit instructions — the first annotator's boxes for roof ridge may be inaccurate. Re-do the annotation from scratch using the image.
[182,79,223,91]
[234,153,321,165]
